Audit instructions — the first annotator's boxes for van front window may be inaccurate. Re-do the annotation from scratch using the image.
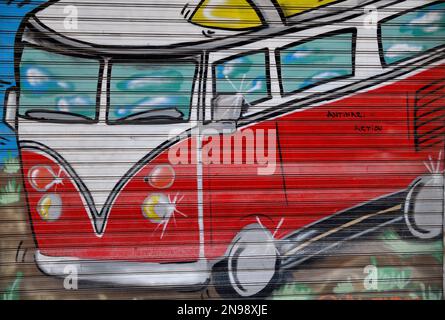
[108,61,197,124]
[19,47,100,122]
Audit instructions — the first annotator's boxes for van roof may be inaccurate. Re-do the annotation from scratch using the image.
[25,0,378,57]
[32,0,248,47]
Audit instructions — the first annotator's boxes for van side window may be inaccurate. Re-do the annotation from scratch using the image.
[379,2,445,66]
[213,50,270,116]
[19,46,100,122]
[276,30,355,96]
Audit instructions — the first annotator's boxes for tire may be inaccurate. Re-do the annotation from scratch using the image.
[404,174,444,239]
[212,224,280,299]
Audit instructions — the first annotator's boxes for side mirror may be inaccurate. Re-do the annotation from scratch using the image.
[4,87,18,129]
[206,94,246,135]
[211,93,245,122]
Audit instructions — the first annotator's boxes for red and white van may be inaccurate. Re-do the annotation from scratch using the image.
[4,0,444,297]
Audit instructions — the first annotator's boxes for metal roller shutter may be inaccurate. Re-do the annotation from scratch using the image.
[0,0,444,300]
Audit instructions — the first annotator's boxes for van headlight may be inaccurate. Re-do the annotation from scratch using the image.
[28,165,62,191]
[145,165,175,189]
[141,193,175,224]
[37,193,62,221]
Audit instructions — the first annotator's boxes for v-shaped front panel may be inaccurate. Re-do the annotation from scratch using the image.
[19,137,201,263]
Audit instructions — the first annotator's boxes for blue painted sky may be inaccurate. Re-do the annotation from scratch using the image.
[1,1,51,166]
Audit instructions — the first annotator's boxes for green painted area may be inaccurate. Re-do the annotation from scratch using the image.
[1,272,23,300]
[271,282,314,300]
[2,153,20,174]
[0,156,21,205]
[271,229,443,300]
[0,179,21,205]
[381,230,443,263]
[411,283,443,300]
[366,256,412,292]
[333,277,355,294]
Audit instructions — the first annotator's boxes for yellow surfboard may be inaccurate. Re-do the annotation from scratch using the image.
[191,0,263,30]
[275,0,341,17]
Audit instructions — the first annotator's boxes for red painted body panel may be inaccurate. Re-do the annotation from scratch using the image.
[21,138,201,263]
[203,63,444,259]
[21,63,445,263]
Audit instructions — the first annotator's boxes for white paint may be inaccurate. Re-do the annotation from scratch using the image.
[363,5,378,30]
[36,250,210,287]
[409,11,442,33]
[12,0,443,293]
[19,121,193,214]
[4,89,17,128]
[385,43,423,58]
[17,56,200,217]
[63,264,78,290]
[98,59,109,122]
[201,0,242,22]
[63,5,78,30]
[36,0,239,46]
[364,264,378,290]
[196,125,206,260]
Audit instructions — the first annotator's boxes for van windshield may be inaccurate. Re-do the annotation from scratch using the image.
[19,47,100,122]
[108,61,197,124]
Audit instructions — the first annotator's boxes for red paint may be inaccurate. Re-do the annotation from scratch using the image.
[20,64,445,263]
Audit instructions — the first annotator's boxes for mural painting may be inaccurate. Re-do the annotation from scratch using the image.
[0,0,444,299]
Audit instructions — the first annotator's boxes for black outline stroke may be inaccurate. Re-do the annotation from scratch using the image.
[15,42,103,124]
[106,56,200,125]
[377,1,445,68]
[211,47,272,119]
[275,27,357,98]
[19,129,193,235]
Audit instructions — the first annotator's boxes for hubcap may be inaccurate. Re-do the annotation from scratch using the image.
[404,174,444,239]
[227,226,278,297]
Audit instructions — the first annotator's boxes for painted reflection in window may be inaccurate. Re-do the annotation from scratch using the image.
[278,32,354,95]
[380,2,445,65]
[109,62,196,123]
[214,51,269,110]
[190,0,263,30]
[19,47,99,121]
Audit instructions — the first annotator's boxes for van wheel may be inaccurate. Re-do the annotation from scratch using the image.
[212,224,280,298]
[404,174,444,239]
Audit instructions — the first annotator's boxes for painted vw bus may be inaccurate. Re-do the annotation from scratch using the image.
[3,0,444,297]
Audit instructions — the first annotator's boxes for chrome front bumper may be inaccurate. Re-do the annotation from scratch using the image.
[35,251,210,288]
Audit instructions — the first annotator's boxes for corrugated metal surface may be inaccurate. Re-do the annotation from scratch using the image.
[0,0,444,300]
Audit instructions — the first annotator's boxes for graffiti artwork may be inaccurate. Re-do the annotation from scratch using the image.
[0,0,444,299]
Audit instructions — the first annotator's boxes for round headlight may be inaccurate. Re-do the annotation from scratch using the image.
[28,165,60,191]
[37,193,62,221]
[146,165,175,189]
[141,193,175,224]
